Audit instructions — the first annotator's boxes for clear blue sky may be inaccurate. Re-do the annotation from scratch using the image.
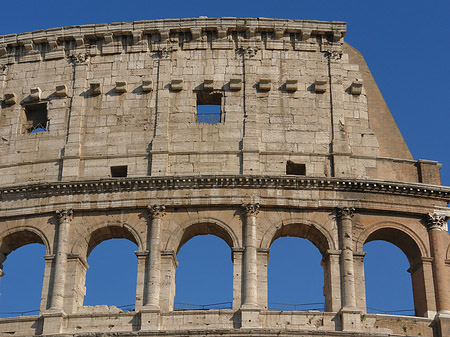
[0,0,449,317]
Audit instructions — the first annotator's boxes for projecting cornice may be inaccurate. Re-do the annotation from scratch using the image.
[0,18,346,62]
[0,175,449,202]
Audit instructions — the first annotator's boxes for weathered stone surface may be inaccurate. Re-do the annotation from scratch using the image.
[0,17,448,337]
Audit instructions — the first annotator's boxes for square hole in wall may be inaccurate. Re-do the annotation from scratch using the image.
[23,103,48,133]
[111,165,128,177]
[197,92,222,123]
[286,161,306,175]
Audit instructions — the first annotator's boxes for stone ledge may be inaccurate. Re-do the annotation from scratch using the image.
[0,175,448,203]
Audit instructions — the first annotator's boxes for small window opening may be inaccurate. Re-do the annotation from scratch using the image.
[197,92,222,123]
[286,161,306,175]
[111,165,128,177]
[23,103,48,133]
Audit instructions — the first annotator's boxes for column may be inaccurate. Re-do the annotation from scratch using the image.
[240,203,260,328]
[336,207,360,332]
[425,213,450,316]
[336,207,356,310]
[145,205,165,309]
[140,205,165,331]
[241,203,259,308]
[42,209,72,335]
[49,209,73,311]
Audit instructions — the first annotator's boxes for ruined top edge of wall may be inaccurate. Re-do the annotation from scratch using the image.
[0,17,347,45]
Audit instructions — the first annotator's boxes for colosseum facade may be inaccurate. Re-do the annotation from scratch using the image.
[0,17,449,337]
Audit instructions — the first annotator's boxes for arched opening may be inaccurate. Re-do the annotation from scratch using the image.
[0,228,48,317]
[268,237,325,311]
[363,226,426,316]
[174,235,232,310]
[364,241,414,315]
[83,238,138,310]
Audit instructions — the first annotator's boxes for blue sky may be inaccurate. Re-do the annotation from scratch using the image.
[0,0,448,317]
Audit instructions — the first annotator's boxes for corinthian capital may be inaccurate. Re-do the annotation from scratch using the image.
[56,209,73,223]
[425,213,449,231]
[336,207,355,219]
[242,203,260,216]
[148,205,166,218]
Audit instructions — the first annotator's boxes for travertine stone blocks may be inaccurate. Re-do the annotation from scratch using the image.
[258,78,271,91]
[229,78,242,91]
[30,87,42,101]
[170,79,183,91]
[115,81,127,93]
[142,79,153,92]
[3,93,16,105]
[314,78,328,93]
[350,79,363,95]
[89,82,101,95]
[285,79,298,92]
[55,85,67,97]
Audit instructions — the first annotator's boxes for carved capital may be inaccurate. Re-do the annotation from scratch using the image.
[237,46,259,58]
[157,46,175,59]
[68,53,90,65]
[56,209,73,223]
[242,203,260,216]
[336,207,355,219]
[325,50,342,61]
[148,205,166,218]
[425,213,449,231]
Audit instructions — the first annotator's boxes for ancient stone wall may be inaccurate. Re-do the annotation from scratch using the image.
[0,18,449,337]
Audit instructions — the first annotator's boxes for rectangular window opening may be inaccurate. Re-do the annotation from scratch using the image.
[23,103,48,133]
[111,165,128,178]
[197,92,222,123]
[286,161,306,176]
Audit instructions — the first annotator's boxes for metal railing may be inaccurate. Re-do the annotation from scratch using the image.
[174,301,232,310]
[197,113,221,123]
[268,302,325,311]
[0,303,416,317]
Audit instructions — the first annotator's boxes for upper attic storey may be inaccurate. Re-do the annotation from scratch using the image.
[0,18,443,186]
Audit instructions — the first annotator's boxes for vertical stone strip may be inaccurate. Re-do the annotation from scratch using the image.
[49,209,73,311]
[241,203,259,308]
[145,205,165,309]
[425,213,450,316]
[336,207,356,310]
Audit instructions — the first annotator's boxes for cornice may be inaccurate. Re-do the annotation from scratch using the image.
[0,175,449,203]
[0,18,346,63]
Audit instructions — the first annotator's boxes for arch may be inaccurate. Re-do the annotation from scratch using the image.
[355,221,428,265]
[71,223,143,257]
[165,217,239,253]
[446,242,450,260]
[0,226,51,256]
[260,218,336,255]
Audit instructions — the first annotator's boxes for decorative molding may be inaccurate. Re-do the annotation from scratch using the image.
[425,213,449,231]
[336,207,355,219]
[56,208,73,223]
[0,176,448,202]
[68,52,90,65]
[148,205,166,218]
[242,203,260,216]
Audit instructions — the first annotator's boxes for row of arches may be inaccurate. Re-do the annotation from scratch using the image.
[0,224,424,311]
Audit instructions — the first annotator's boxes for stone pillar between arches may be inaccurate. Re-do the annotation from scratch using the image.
[257,248,269,310]
[159,250,178,313]
[232,248,243,310]
[63,254,88,314]
[135,251,148,311]
[353,252,366,312]
[408,257,436,318]
[322,250,342,313]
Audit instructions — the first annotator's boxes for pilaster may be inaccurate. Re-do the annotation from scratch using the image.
[240,203,260,328]
[425,213,450,317]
